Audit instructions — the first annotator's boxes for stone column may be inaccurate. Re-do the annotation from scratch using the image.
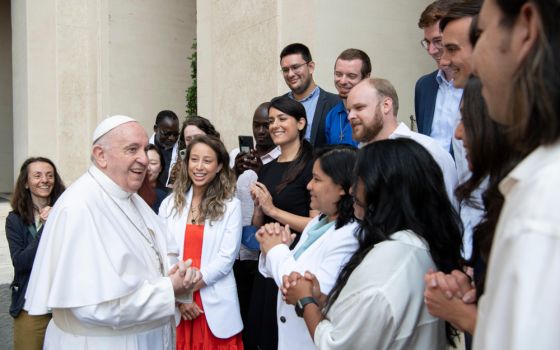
[197,0,436,150]
[12,0,196,183]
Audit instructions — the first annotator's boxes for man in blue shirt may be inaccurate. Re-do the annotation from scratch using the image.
[414,1,463,153]
[324,49,371,147]
[280,43,340,148]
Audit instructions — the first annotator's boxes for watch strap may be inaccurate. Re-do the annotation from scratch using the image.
[295,296,318,317]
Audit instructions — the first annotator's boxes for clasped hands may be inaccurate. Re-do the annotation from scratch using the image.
[39,206,52,224]
[168,259,205,321]
[423,268,478,333]
[281,271,322,307]
[255,222,296,254]
[168,259,202,296]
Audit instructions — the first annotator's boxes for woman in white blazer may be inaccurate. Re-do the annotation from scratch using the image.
[257,146,359,350]
[159,135,243,350]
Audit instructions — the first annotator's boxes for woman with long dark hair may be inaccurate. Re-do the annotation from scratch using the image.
[256,145,359,350]
[159,135,244,349]
[423,76,522,337]
[245,95,317,349]
[7,157,65,350]
[284,139,463,349]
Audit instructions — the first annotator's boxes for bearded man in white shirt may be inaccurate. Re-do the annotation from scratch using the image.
[347,78,458,203]
[470,0,560,349]
[25,115,200,350]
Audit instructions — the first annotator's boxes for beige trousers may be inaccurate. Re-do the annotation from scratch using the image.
[13,310,51,350]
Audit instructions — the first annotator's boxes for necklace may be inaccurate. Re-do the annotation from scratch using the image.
[190,203,201,224]
[339,113,349,141]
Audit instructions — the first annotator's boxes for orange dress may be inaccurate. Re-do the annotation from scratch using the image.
[176,224,244,350]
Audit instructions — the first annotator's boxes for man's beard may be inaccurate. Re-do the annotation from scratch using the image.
[359,103,384,143]
[292,76,312,95]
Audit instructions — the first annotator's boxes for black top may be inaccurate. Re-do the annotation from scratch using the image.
[6,211,44,317]
[258,159,313,231]
[157,145,173,191]
[245,157,313,350]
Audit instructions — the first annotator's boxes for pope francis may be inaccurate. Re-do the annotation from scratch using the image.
[24,116,198,349]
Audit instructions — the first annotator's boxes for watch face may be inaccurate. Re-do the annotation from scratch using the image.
[295,301,304,317]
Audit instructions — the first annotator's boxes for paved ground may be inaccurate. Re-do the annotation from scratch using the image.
[1,200,13,350]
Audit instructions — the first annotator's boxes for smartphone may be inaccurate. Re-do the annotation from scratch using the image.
[238,135,254,153]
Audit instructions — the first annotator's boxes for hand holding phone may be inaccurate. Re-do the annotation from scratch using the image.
[238,135,254,153]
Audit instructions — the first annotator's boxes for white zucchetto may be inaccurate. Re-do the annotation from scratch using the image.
[92,115,136,144]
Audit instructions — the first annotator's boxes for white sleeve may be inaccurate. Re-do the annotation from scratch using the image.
[474,232,560,350]
[200,201,242,286]
[314,291,395,350]
[71,278,175,329]
[261,243,293,286]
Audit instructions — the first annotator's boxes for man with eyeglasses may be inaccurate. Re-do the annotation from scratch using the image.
[279,43,340,148]
[414,0,463,154]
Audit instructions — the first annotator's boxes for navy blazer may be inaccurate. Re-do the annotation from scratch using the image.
[284,87,340,148]
[414,70,439,136]
[6,211,43,317]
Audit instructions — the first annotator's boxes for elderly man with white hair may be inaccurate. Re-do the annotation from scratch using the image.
[24,116,199,349]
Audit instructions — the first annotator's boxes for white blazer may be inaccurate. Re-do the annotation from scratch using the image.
[259,216,359,350]
[159,188,243,338]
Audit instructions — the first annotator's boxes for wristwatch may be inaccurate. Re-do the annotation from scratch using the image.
[295,296,318,317]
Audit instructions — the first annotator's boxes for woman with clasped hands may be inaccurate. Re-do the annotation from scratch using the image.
[282,139,464,350]
[256,146,359,350]
[6,157,65,350]
[159,135,244,349]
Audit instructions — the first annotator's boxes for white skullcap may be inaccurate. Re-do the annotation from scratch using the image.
[92,115,136,144]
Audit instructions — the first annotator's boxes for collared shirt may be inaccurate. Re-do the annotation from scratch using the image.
[314,230,447,349]
[431,70,463,152]
[389,123,459,205]
[289,86,320,141]
[324,100,358,147]
[229,146,281,169]
[232,146,281,260]
[473,141,560,350]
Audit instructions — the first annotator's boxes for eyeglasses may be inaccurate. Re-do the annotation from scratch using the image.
[420,38,443,50]
[281,62,309,74]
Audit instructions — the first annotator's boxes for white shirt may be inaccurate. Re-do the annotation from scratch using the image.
[314,230,447,350]
[25,165,175,350]
[390,123,459,205]
[230,146,281,260]
[259,217,359,350]
[431,70,463,152]
[473,141,560,350]
[459,180,486,260]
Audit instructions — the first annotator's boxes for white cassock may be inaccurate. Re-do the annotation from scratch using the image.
[25,165,176,350]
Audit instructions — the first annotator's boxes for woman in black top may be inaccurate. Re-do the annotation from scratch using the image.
[6,157,65,350]
[245,96,316,350]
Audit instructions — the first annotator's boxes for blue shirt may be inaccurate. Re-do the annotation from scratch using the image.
[324,100,358,147]
[289,86,320,141]
[431,70,463,152]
